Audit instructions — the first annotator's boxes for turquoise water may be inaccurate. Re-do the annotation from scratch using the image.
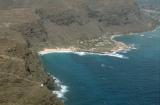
[41,27,160,105]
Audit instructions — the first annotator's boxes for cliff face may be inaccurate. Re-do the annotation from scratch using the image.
[0,0,155,105]
[0,37,63,105]
[0,9,62,105]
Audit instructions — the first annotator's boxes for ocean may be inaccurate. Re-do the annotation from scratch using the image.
[40,26,160,105]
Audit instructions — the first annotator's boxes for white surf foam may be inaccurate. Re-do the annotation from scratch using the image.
[152,26,160,32]
[74,52,86,56]
[52,76,69,99]
[120,44,137,53]
[73,51,128,59]
[152,28,157,32]
[38,50,72,55]
[128,44,137,50]
[101,64,106,67]
[101,52,128,59]
[39,50,128,59]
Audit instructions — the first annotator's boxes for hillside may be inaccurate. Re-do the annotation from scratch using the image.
[0,0,156,105]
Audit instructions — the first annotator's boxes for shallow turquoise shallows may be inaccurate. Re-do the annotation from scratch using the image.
[41,26,160,105]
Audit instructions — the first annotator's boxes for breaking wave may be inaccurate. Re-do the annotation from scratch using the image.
[121,44,137,53]
[39,51,128,59]
[52,76,69,99]
[73,52,128,59]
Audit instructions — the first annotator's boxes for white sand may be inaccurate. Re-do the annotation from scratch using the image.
[38,47,129,59]
[38,48,76,55]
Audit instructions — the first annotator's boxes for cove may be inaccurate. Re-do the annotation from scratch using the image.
[40,27,160,105]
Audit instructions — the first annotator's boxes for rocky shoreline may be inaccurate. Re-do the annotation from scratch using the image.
[38,35,130,55]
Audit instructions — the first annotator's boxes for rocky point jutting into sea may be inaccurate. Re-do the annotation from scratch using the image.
[0,0,158,105]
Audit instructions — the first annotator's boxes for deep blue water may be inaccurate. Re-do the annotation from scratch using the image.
[41,27,160,105]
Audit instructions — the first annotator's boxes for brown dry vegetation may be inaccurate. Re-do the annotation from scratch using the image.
[0,0,156,105]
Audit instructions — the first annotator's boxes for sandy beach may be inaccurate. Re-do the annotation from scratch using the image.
[38,34,130,57]
[38,47,76,55]
[110,35,129,52]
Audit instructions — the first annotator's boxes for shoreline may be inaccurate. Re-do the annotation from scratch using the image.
[38,34,130,99]
[110,34,129,52]
[52,75,69,99]
[38,35,133,59]
[38,25,159,100]
[39,49,128,59]
[39,34,130,55]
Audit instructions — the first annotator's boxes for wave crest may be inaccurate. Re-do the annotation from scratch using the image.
[52,76,69,99]
[73,51,128,59]
[39,50,128,59]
